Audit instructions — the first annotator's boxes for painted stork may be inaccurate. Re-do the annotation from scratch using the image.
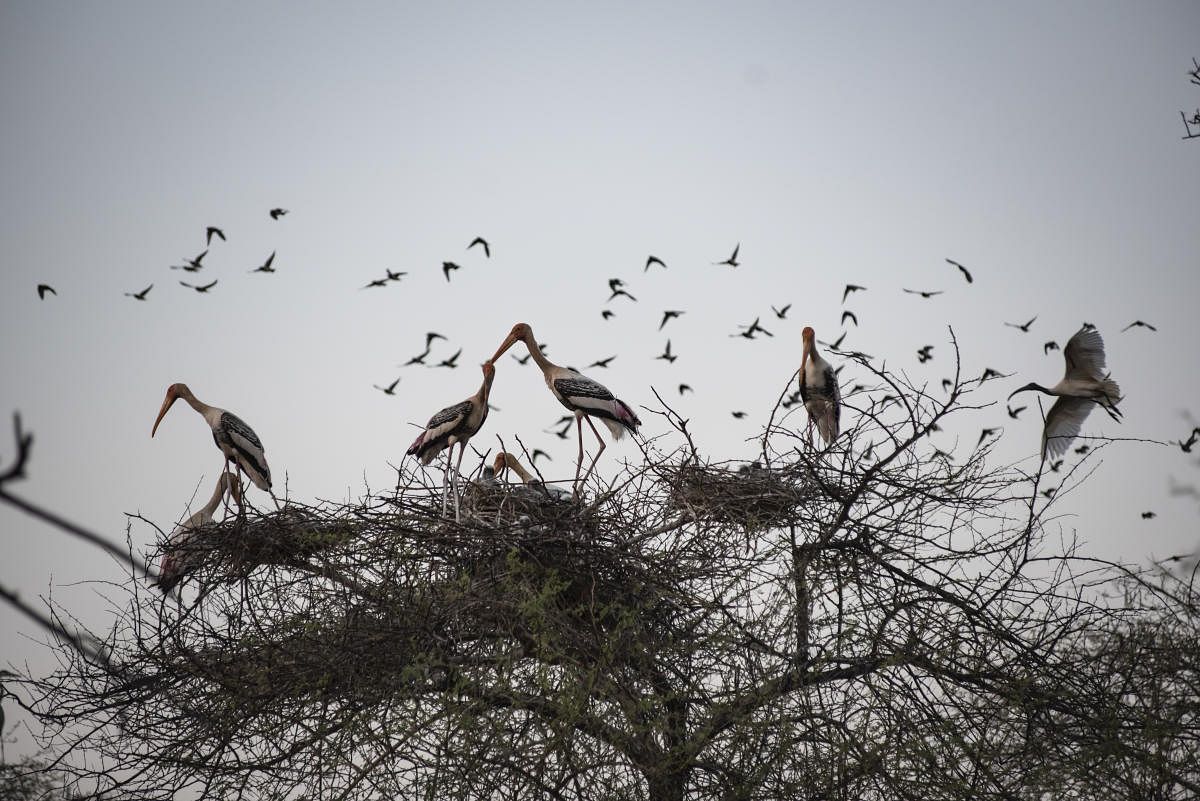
[1007,324,1122,459]
[489,323,641,491]
[151,383,272,503]
[406,361,496,519]
[493,452,572,501]
[799,327,841,446]
[157,472,240,592]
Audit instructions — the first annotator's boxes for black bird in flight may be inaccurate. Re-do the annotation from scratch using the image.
[979,367,1004,381]
[903,288,943,298]
[1141,511,1157,520]
[678,383,693,395]
[609,287,637,303]
[731,410,747,419]
[608,277,626,292]
[251,251,276,273]
[841,310,858,327]
[588,355,616,369]
[660,310,684,330]
[374,377,401,395]
[1007,405,1027,419]
[363,278,389,289]
[1074,444,1090,455]
[1043,341,1059,354]
[601,310,614,320]
[468,236,490,257]
[941,378,953,391]
[771,303,791,319]
[1178,428,1200,453]
[656,340,677,363]
[403,349,430,366]
[977,428,998,447]
[734,317,773,339]
[842,284,866,303]
[435,348,462,369]
[36,284,56,299]
[1004,316,1037,332]
[173,249,208,272]
[1049,460,1064,473]
[442,261,462,282]
[946,258,973,283]
[205,226,225,245]
[385,269,407,282]
[916,345,934,363]
[531,449,551,465]
[715,243,740,267]
[124,284,153,300]
[1122,320,1157,332]
[180,279,218,293]
[645,255,666,271]
[270,207,288,219]
[821,331,847,350]
[424,331,447,348]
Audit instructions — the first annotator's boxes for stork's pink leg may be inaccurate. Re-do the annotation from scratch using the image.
[453,440,467,521]
[442,445,452,517]
[573,415,585,490]
[579,415,608,488]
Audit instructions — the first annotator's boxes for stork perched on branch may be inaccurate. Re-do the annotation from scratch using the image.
[406,361,496,519]
[1008,324,1121,459]
[151,383,272,505]
[799,327,841,447]
[490,323,640,493]
[157,472,240,592]
[494,452,572,501]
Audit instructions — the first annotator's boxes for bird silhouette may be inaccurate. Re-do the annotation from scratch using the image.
[608,278,626,292]
[385,269,407,282]
[980,368,1005,382]
[715,243,740,267]
[468,236,490,257]
[36,284,56,299]
[941,378,953,391]
[1007,405,1027,419]
[205,226,225,245]
[180,279,218,293]
[1043,341,1060,354]
[173,249,208,272]
[1141,511,1157,519]
[645,255,667,271]
[734,317,773,339]
[678,383,693,395]
[821,331,847,350]
[1074,444,1090,455]
[442,262,462,282]
[771,303,792,319]
[842,284,866,303]
[731,410,747,419]
[124,284,153,300]
[403,349,430,366]
[251,251,276,273]
[1121,320,1157,332]
[1004,316,1037,332]
[903,288,943,298]
[841,310,858,327]
[374,377,401,395]
[588,355,617,369]
[531,449,551,464]
[1179,428,1200,453]
[916,345,934,363]
[659,310,684,330]
[1049,460,1064,473]
[656,340,677,363]
[363,278,389,289]
[435,348,463,369]
[977,428,997,447]
[424,331,447,348]
[946,258,973,283]
[609,287,637,303]
[270,208,288,219]
[601,310,615,320]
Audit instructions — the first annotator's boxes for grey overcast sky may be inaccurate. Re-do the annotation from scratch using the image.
[1,0,1198,753]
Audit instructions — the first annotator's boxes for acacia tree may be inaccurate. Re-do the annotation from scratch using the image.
[10,347,1200,800]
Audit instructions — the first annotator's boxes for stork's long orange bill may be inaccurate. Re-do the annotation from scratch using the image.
[151,388,178,437]
[490,323,532,364]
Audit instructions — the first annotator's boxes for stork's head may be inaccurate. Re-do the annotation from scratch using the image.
[493,452,509,478]
[800,327,816,373]
[490,323,533,363]
[152,383,191,437]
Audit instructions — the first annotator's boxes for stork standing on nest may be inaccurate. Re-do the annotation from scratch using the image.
[799,326,841,446]
[489,323,641,492]
[157,472,240,592]
[494,452,572,501]
[151,383,272,507]
[406,361,496,519]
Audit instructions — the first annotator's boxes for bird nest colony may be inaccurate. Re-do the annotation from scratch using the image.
[662,460,818,527]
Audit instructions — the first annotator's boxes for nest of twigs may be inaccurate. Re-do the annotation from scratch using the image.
[664,461,816,527]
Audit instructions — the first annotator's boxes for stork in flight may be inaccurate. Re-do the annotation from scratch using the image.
[799,327,841,447]
[151,383,272,506]
[490,323,640,492]
[157,472,240,592]
[406,361,496,519]
[1007,324,1122,459]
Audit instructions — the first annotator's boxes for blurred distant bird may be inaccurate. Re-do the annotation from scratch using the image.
[734,317,772,339]
[1178,428,1200,453]
[609,287,637,303]
[1007,324,1122,459]
[821,331,847,350]
[251,251,276,273]
[660,310,684,330]
[205,226,225,245]
[1004,316,1037,332]
[1049,460,1064,473]
[468,236,490,257]
[407,362,495,519]
[490,323,640,491]
[531,448,551,465]
[424,331,447,348]
[678,384,693,395]
[180,280,218,293]
[841,310,858,327]
[363,278,389,289]
[442,261,462,282]
[601,310,615,320]
[903,288,943,298]
[125,284,153,300]
[1043,341,1059,354]
[977,428,998,447]
[946,258,973,283]
[435,348,463,369]
[645,255,667,271]
[385,269,407,282]
[1141,511,1156,519]
[173,250,208,272]
[731,411,747,419]
[36,284,56,299]
[842,284,866,303]
[715,243,740,267]
[980,368,1004,382]
[1122,320,1157,332]
[608,278,626,292]
[1007,405,1027,419]
[270,208,288,219]
[799,327,841,446]
[916,345,934,363]
[656,340,677,363]
[771,303,791,319]
[1074,444,1090,455]
[941,378,953,391]
[374,377,401,395]
[588,355,616,369]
